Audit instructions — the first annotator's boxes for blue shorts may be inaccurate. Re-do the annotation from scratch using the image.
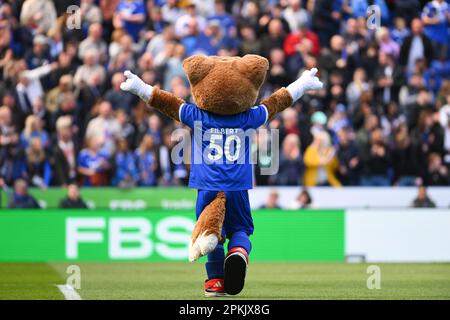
[196,190,254,238]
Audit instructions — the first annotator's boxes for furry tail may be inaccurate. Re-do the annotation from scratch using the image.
[189,192,226,262]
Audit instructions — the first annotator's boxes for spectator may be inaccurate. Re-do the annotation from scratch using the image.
[25,34,51,70]
[114,0,146,43]
[113,138,139,188]
[376,27,400,59]
[421,0,449,59]
[85,101,121,156]
[288,188,312,209]
[8,178,40,209]
[207,0,236,38]
[46,32,62,62]
[266,48,291,89]
[146,25,175,59]
[346,68,369,113]
[80,0,103,27]
[45,75,75,113]
[161,0,183,25]
[0,106,23,185]
[104,72,135,112]
[51,116,78,186]
[399,18,434,74]
[390,17,410,46]
[73,49,106,87]
[284,22,320,62]
[15,60,58,112]
[424,152,449,186]
[116,109,136,148]
[411,185,436,208]
[392,123,422,186]
[239,24,262,56]
[273,133,303,185]
[283,0,310,32]
[259,190,281,209]
[135,135,158,186]
[260,19,286,58]
[374,53,404,105]
[78,136,110,187]
[336,127,360,186]
[20,0,57,34]
[78,23,108,62]
[175,2,207,38]
[58,183,89,209]
[399,72,426,107]
[20,115,49,150]
[361,128,391,186]
[304,130,341,187]
[25,137,51,188]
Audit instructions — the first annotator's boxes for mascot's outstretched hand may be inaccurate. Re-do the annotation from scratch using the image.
[120,70,185,121]
[120,70,153,103]
[286,67,323,101]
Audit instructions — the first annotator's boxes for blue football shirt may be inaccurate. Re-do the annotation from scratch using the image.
[179,103,269,191]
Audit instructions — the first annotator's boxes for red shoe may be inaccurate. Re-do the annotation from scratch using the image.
[224,247,249,295]
[204,278,227,297]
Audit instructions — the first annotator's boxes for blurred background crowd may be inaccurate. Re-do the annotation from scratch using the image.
[0,0,449,191]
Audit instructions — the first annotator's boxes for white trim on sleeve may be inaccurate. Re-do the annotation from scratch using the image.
[178,103,185,124]
[261,104,269,125]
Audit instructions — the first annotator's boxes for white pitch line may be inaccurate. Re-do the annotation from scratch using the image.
[56,284,82,300]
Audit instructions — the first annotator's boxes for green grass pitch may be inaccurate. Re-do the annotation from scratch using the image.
[0,262,449,300]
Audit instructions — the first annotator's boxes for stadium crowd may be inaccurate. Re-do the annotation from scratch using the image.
[0,0,449,191]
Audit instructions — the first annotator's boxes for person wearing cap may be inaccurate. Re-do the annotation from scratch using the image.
[310,110,328,135]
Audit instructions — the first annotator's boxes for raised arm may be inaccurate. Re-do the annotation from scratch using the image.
[120,70,184,121]
[261,68,323,121]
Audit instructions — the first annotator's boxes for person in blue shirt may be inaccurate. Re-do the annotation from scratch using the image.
[114,0,146,43]
[421,0,450,59]
[120,55,322,296]
[135,135,158,186]
[113,138,139,187]
[390,17,410,46]
[77,137,110,187]
[7,179,41,209]
[207,0,236,38]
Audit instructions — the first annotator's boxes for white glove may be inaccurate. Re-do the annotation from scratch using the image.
[120,70,153,103]
[286,68,323,102]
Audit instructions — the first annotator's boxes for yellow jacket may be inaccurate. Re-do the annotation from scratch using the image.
[303,146,342,187]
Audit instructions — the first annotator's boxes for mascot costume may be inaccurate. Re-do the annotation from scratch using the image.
[120,54,322,296]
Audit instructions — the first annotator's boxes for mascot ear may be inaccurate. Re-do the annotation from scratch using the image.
[183,55,215,85]
[235,55,269,89]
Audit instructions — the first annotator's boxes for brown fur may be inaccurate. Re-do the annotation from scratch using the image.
[260,88,293,121]
[183,55,269,115]
[191,192,226,244]
[148,87,185,121]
